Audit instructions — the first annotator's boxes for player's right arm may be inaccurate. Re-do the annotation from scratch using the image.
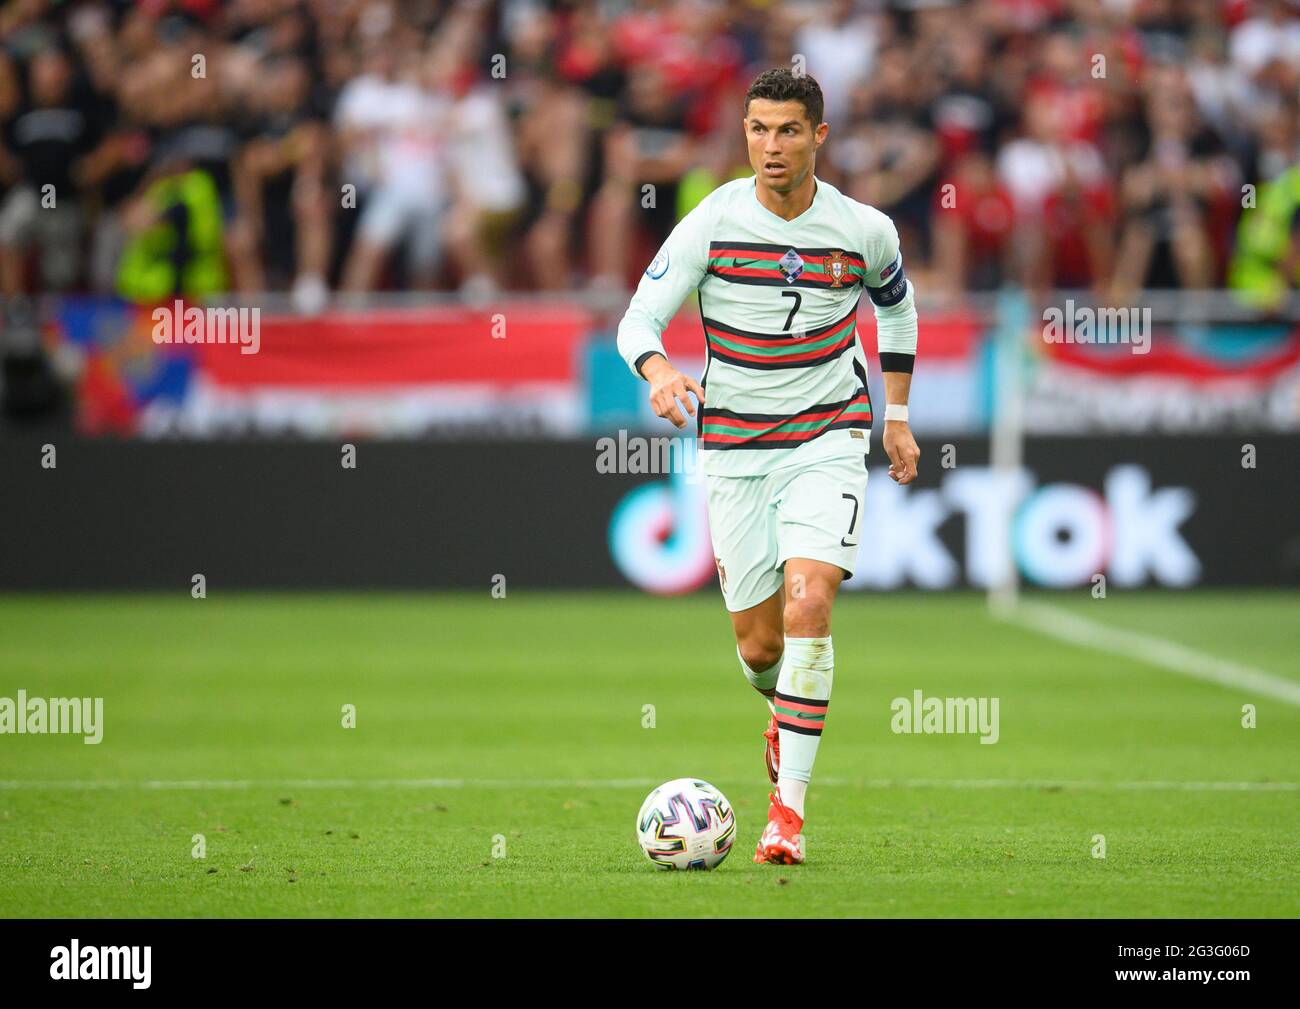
[860,205,920,484]
[615,199,713,429]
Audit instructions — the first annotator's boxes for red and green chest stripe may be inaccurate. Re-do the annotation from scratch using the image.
[700,391,872,450]
[703,303,860,370]
[707,242,867,289]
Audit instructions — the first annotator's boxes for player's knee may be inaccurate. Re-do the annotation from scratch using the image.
[783,592,832,638]
[739,635,782,674]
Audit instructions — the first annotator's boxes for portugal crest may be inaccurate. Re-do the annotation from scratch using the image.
[825,249,847,288]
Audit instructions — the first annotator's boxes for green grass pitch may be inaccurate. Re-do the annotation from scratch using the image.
[0,591,1296,918]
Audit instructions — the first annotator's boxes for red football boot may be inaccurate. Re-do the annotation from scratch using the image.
[753,788,804,864]
[763,714,780,784]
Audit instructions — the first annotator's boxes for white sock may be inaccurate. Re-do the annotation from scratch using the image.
[773,636,833,821]
[737,646,781,700]
[777,777,808,819]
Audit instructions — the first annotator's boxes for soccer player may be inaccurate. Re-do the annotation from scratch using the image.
[616,68,920,865]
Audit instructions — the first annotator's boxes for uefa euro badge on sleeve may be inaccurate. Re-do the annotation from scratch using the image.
[646,248,670,279]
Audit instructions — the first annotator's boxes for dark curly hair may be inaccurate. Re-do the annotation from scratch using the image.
[744,68,825,128]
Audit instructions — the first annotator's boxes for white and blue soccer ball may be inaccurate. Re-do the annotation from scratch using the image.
[635,778,736,870]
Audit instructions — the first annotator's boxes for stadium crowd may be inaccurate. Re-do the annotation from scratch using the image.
[0,0,1297,314]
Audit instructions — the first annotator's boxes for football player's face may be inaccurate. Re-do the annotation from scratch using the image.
[743,99,827,193]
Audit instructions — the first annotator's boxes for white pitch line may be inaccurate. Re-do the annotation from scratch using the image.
[0,777,1294,792]
[1005,600,1300,708]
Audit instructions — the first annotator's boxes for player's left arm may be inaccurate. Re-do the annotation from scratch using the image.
[862,209,920,485]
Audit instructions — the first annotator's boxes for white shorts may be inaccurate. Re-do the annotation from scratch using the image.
[705,440,870,612]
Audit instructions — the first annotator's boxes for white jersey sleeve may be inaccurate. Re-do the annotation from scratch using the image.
[615,198,716,378]
[860,207,918,362]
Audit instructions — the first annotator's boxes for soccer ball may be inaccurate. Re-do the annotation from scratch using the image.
[635,778,736,870]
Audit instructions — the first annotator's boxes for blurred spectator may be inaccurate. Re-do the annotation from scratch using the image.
[929,24,1014,165]
[793,0,880,124]
[833,47,941,261]
[445,78,527,297]
[1187,27,1255,146]
[504,6,594,291]
[1230,0,1300,78]
[996,92,1110,293]
[231,54,331,311]
[110,22,229,302]
[931,148,1016,296]
[589,62,699,292]
[1110,71,1237,300]
[335,33,450,292]
[0,47,106,298]
[438,6,525,297]
[1229,101,1300,310]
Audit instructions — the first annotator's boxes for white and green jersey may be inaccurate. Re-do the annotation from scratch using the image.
[616,174,918,477]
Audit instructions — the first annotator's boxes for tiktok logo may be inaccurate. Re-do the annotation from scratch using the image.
[607,466,715,595]
[606,462,1200,594]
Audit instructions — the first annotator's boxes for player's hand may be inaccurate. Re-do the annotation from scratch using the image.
[883,420,920,484]
[642,355,704,430]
